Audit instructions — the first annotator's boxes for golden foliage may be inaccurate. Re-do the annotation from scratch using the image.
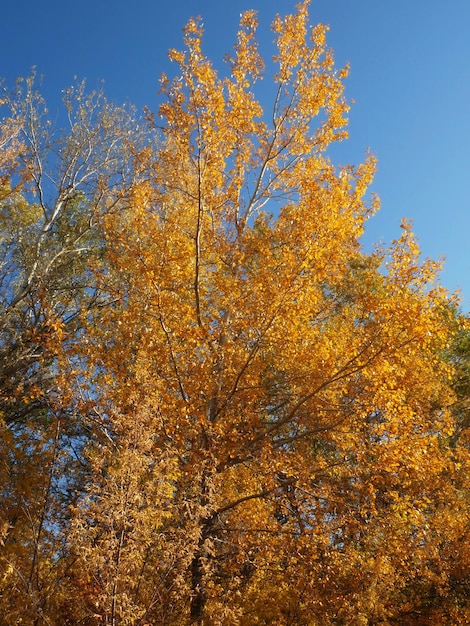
[1,3,469,625]
[65,3,468,625]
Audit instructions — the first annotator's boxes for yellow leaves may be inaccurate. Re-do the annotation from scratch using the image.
[0,107,24,173]
[184,15,203,39]
[168,48,185,64]
[230,9,264,87]
[0,190,41,227]
[5,2,459,623]
[128,179,152,212]
[272,1,311,79]
[154,0,355,252]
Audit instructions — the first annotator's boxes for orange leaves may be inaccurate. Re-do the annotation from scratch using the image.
[272,0,312,81]
[154,0,354,248]
[271,2,349,158]
[1,3,463,624]
[229,9,264,87]
[384,218,445,301]
[0,97,25,181]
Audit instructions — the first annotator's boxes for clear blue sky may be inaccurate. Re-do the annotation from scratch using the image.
[2,0,469,309]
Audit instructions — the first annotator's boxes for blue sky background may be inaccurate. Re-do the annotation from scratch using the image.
[1,0,469,309]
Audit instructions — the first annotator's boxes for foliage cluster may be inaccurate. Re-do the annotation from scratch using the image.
[1,3,469,624]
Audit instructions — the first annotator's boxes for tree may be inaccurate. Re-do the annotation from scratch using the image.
[63,3,467,625]
[0,75,154,623]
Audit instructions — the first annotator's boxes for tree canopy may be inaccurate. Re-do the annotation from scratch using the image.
[1,3,469,624]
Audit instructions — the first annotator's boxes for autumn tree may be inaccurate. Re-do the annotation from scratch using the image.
[420,313,470,625]
[0,3,466,625]
[0,76,154,623]
[62,3,468,625]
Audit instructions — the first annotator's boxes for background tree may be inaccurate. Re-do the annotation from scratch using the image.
[64,3,467,625]
[0,75,153,623]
